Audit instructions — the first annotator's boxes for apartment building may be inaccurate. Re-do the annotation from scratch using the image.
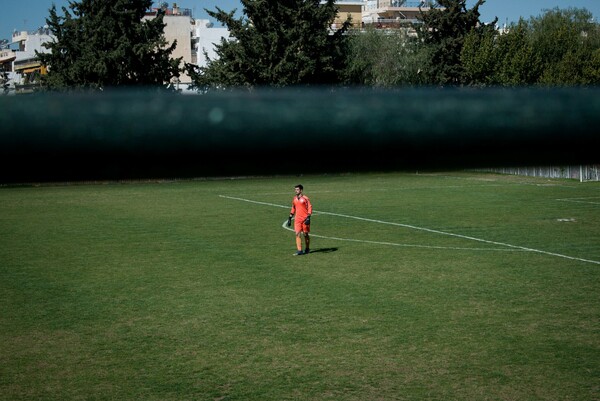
[145,4,196,89]
[328,0,365,28]
[193,19,230,69]
[0,27,53,93]
[364,0,435,26]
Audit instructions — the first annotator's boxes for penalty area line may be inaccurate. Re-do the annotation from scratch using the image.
[219,195,600,265]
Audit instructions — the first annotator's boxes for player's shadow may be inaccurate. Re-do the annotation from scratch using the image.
[309,247,338,254]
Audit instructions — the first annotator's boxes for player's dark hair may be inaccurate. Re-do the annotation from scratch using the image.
[295,184,303,190]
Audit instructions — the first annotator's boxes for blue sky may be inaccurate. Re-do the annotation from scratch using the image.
[2,0,600,42]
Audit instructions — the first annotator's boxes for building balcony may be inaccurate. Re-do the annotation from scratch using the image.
[0,49,17,63]
[146,6,193,17]
[362,18,420,27]
[12,31,28,43]
[14,58,42,72]
[366,1,433,8]
[363,1,439,22]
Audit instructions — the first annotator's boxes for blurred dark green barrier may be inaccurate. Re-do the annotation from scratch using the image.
[0,88,598,183]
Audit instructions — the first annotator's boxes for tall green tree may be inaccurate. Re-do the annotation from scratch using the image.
[38,0,181,90]
[493,20,543,85]
[461,19,542,86]
[460,22,499,86]
[531,8,600,85]
[461,7,600,86]
[188,0,351,90]
[417,0,493,85]
[344,27,431,86]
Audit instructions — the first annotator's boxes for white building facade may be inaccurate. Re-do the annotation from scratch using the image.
[193,19,230,69]
[0,27,53,93]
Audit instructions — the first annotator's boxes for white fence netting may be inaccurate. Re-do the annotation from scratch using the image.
[476,165,600,182]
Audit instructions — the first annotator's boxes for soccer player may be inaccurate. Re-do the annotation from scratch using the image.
[287,184,312,256]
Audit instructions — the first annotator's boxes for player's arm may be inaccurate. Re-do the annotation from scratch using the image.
[304,198,312,224]
[290,201,296,217]
[288,202,295,227]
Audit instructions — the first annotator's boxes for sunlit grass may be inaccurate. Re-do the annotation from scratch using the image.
[1,172,598,400]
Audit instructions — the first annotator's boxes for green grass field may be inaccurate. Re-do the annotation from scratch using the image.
[1,172,599,401]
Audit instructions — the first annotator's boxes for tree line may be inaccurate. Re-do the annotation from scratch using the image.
[37,0,600,91]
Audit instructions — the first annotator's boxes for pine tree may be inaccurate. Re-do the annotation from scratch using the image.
[188,0,351,89]
[38,0,181,90]
[417,0,493,86]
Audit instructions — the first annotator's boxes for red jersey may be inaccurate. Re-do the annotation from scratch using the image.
[290,194,312,222]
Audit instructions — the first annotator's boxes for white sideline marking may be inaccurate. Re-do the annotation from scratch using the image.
[556,197,600,205]
[219,195,600,265]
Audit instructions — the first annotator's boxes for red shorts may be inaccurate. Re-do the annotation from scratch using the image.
[294,221,310,234]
